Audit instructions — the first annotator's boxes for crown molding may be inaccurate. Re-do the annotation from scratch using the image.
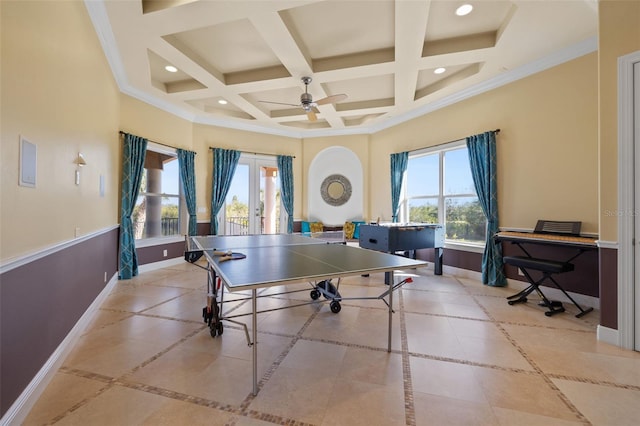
[85,1,597,140]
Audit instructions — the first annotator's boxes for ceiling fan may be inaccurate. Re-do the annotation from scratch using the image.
[259,76,347,122]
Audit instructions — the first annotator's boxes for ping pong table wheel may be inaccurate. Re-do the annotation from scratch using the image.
[216,322,224,335]
[210,326,217,338]
[330,301,341,313]
[310,289,321,300]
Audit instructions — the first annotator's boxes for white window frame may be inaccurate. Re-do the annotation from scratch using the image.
[400,140,485,253]
[135,142,186,248]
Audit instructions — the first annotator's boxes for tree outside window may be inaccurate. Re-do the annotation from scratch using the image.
[402,143,485,245]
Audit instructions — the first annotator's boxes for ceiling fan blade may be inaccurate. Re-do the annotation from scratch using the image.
[258,100,300,107]
[307,111,317,122]
[315,93,347,106]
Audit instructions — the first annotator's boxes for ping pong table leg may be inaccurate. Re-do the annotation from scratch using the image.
[388,271,393,352]
[252,289,258,396]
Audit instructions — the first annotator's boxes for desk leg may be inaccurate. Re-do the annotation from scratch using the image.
[252,289,258,396]
[388,270,393,352]
[434,247,443,275]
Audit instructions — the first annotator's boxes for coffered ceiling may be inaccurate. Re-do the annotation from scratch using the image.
[86,0,598,137]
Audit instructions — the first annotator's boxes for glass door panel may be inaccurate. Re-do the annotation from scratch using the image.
[223,156,282,235]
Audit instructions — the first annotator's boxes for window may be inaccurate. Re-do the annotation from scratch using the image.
[401,141,486,245]
[132,144,184,240]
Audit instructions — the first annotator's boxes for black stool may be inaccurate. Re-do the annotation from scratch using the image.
[503,256,594,318]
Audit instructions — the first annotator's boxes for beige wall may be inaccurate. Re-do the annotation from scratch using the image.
[0,0,619,262]
[301,134,370,220]
[192,124,301,222]
[119,95,194,152]
[0,0,120,260]
[598,0,640,242]
[370,53,599,234]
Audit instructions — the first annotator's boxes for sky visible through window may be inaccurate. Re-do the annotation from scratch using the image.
[160,158,179,206]
[407,148,476,197]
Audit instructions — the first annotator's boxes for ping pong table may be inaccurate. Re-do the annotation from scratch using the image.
[186,233,427,395]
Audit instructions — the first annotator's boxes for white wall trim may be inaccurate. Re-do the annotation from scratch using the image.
[597,325,620,347]
[597,240,618,250]
[0,225,119,275]
[617,50,640,350]
[0,273,119,426]
[137,257,185,274]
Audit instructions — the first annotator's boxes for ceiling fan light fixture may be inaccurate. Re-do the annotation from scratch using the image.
[456,4,473,16]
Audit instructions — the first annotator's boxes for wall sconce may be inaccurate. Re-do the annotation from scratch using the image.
[75,153,87,167]
[75,153,86,185]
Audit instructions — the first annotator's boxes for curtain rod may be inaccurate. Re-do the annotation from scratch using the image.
[119,131,196,153]
[209,147,295,158]
[395,128,501,155]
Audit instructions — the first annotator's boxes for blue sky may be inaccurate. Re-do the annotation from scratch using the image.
[406,148,476,197]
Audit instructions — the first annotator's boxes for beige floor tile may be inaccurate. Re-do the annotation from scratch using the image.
[457,335,533,370]
[304,306,402,350]
[21,263,640,426]
[553,379,640,426]
[23,372,107,426]
[472,367,582,422]
[338,347,404,386]
[491,407,584,426]
[410,357,488,403]
[248,366,336,424]
[54,386,175,425]
[413,392,498,426]
[280,339,348,373]
[140,399,233,425]
[321,379,406,425]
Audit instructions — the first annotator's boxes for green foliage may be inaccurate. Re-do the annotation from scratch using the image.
[409,204,438,224]
[226,195,248,217]
[162,204,179,218]
[409,198,486,243]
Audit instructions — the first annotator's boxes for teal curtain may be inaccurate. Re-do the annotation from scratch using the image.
[210,148,240,234]
[119,133,147,279]
[466,131,506,286]
[277,155,294,233]
[390,151,408,222]
[177,149,197,236]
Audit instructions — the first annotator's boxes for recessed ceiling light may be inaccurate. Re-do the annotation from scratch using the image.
[218,99,228,105]
[165,65,177,73]
[456,4,473,16]
[434,67,446,74]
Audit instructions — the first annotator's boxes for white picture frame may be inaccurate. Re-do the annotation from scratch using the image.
[19,136,37,188]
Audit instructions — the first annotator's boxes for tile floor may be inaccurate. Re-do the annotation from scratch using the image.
[24,261,640,425]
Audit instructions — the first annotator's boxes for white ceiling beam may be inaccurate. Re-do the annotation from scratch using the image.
[394,0,430,106]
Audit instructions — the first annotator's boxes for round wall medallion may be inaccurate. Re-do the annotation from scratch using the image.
[320,174,352,206]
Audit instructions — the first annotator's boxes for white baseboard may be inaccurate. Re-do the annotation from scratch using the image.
[442,264,483,281]
[504,278,600,310]
[0,273,119,426]
[137,257,185,274]
[597,325,620,346]
[438,266,600,310]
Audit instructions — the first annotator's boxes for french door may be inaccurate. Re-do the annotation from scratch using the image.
[222,154,282,235]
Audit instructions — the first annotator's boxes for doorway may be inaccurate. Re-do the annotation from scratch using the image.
[222,154,282,235]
